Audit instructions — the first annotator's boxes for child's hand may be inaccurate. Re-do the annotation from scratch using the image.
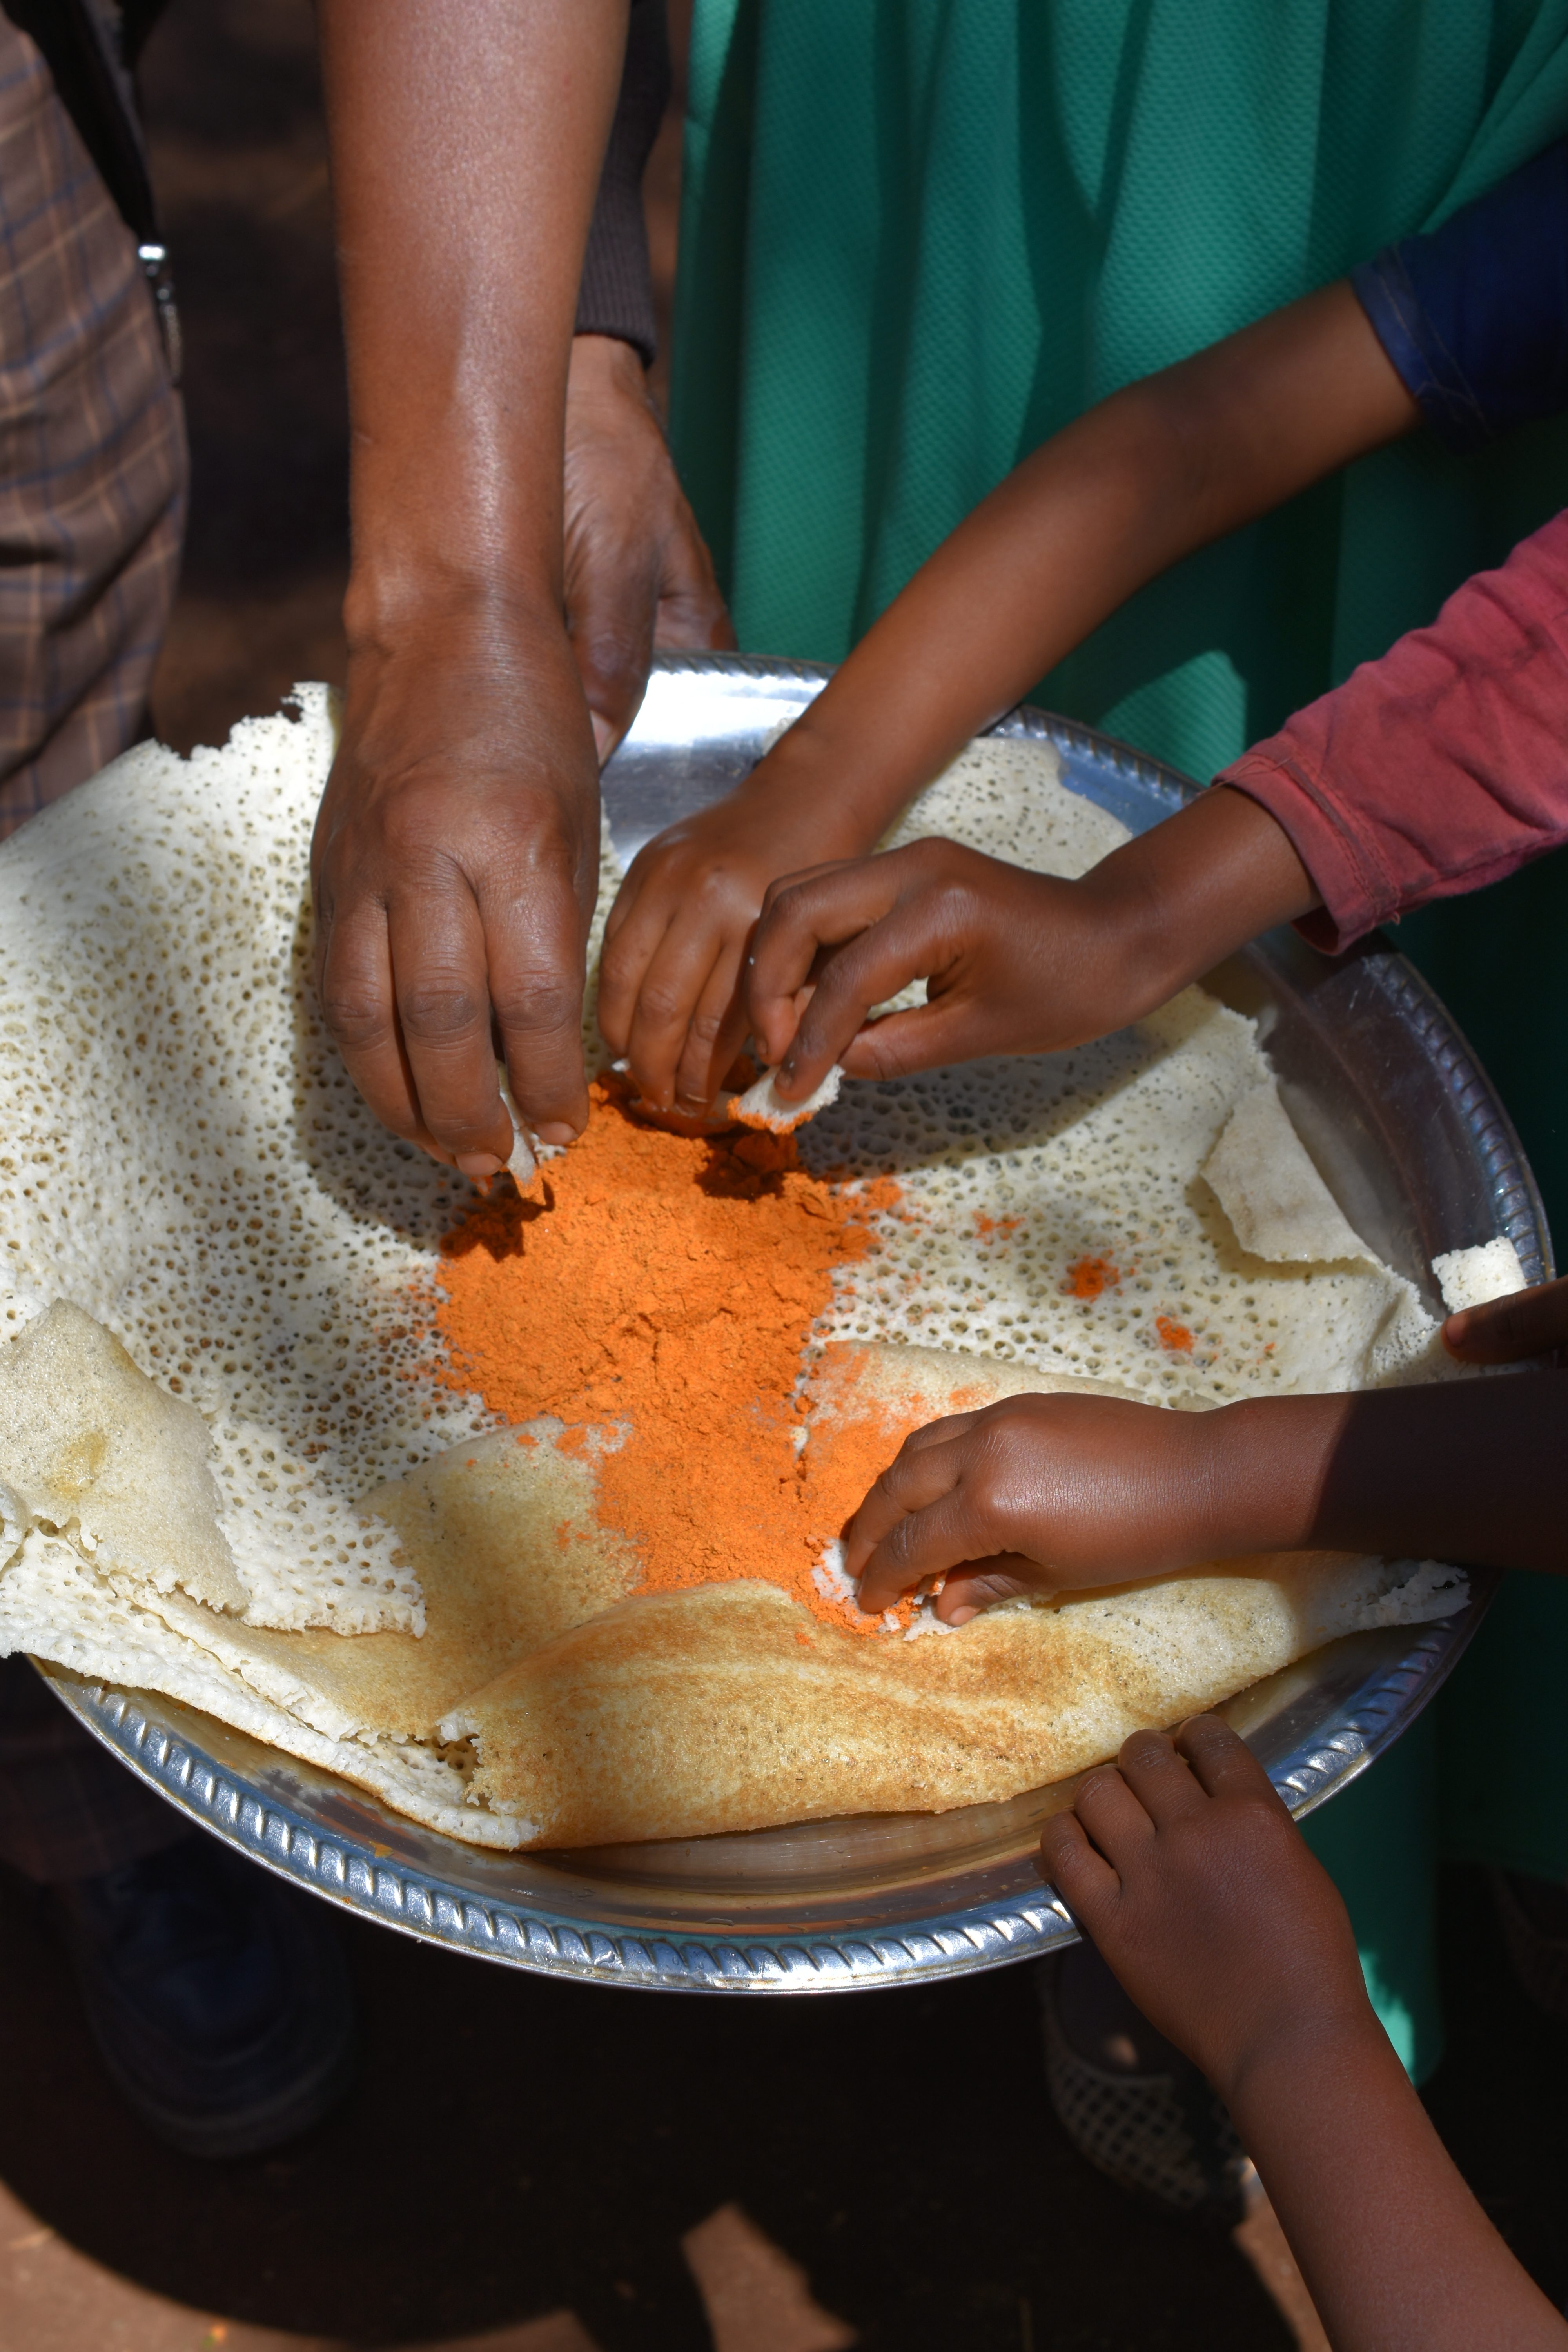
[1040,1717,1376,2105]
[746,840,1142,1101]
[597,787,872,1116]
[1443,1272,1568,1365]
[845,1391,1225,1620]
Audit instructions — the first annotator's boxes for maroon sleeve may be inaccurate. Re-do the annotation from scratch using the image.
[1217,508,1568,953]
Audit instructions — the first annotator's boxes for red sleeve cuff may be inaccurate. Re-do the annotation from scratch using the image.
[1216,751,1403,955]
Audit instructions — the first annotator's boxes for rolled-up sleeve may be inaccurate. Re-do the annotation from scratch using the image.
[1218,509,1568,954]
[1351,140,1568,452]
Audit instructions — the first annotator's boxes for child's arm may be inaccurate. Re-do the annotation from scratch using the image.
[598,282,1416,1114]
[846,1284,1568,1619]
[1040,1717,1568,2352]
[745,497,1568,1103]
[742,802,1315,1093]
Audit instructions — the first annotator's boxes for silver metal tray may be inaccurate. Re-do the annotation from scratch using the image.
[42,654,1549,1993]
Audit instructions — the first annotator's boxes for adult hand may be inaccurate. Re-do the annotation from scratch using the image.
[311,607,601,1176]
[564,334,733,765]
[845,1390,1221,1621]
[1038,1718,1373,2105]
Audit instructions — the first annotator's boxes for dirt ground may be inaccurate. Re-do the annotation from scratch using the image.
[4,5,1566,2347]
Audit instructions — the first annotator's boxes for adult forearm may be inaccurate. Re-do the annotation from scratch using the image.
[319,0,628,640]
[760,279,1419,845]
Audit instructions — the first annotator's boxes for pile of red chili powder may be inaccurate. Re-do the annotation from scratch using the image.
[431,1079,912,1632]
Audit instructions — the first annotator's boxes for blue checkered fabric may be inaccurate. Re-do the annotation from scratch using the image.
[0,13,185,840]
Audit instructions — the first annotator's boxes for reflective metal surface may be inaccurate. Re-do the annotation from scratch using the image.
[44,655,1546,1991]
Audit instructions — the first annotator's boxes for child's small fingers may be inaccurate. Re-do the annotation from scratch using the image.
[624,927,732,1113]
[1174,1715,1285,1809]
[897,1410,981,1457]
[853,1484,987,1613]
[840,996,1003,1085]
[596,886,675,1053]
[841,1434,967,1576]
[1071,1764,1157,1870]
[1442,1273,1568,1364]
[773,927,931,1099]
[672,955,750,1116]
[747,862,899,1059]
[1039,1811,1119,1915]
[934,1556,1037,1621]
[1114,1728,1209,1828]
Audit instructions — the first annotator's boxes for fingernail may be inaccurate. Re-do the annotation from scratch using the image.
[947,1604,979,1626]
[456,1152,504,1179]
[536,1122,576,1146]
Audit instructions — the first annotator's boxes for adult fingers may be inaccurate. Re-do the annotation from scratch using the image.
[345,866,510,1167]
[1039,1811,1120,1918]
[567,548,655,766]
[481,835,592,1144]
[316,896,464,1161]
[380,877,515,1167]
[653,494,736,651]
[1112,1728,1209,1829]
[1443,1274,1568,1365]
[1071,1764,1158,1872]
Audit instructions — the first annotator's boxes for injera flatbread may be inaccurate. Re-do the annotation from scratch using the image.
[0,694,1471,1847]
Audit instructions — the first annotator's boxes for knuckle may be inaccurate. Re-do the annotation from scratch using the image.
[319,989,392,1053]
[633,977,689,1031]
[399,983,484,1041]
[851,1027,907,1082]
[493,972,581,1036]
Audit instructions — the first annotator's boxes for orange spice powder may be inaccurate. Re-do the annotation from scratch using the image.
[1063,1254,1120,1301]
[430,1079,918,1631]
[1155,1313,1194,1352]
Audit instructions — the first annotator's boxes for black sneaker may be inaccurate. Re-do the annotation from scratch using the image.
[49,1830,357,2158]
[1038,1941,1248,2226]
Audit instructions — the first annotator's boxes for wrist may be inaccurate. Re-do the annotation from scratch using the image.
[569,331,652,404]
[1076,787,1320,1023]
[1188,1396,1341,1559]
[1219,2003,1393,2138]
[342,566,570,670]
[738,720,893,858]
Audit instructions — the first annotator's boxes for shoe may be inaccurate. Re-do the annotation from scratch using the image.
[49,1830,357,2157]
[1038,1941,1248,2225]
[1491,1867,1568,2018]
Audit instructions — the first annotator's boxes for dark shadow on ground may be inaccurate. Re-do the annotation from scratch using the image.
[1425,1862,1568,2312]
[0,1859,1294,2350]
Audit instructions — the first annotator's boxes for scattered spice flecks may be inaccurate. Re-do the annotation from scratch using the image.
[975,1212,1023,1242]
[1155,1314,1194,1352]
[430,1079,917,1632]
[1063,1254,1120,1300]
